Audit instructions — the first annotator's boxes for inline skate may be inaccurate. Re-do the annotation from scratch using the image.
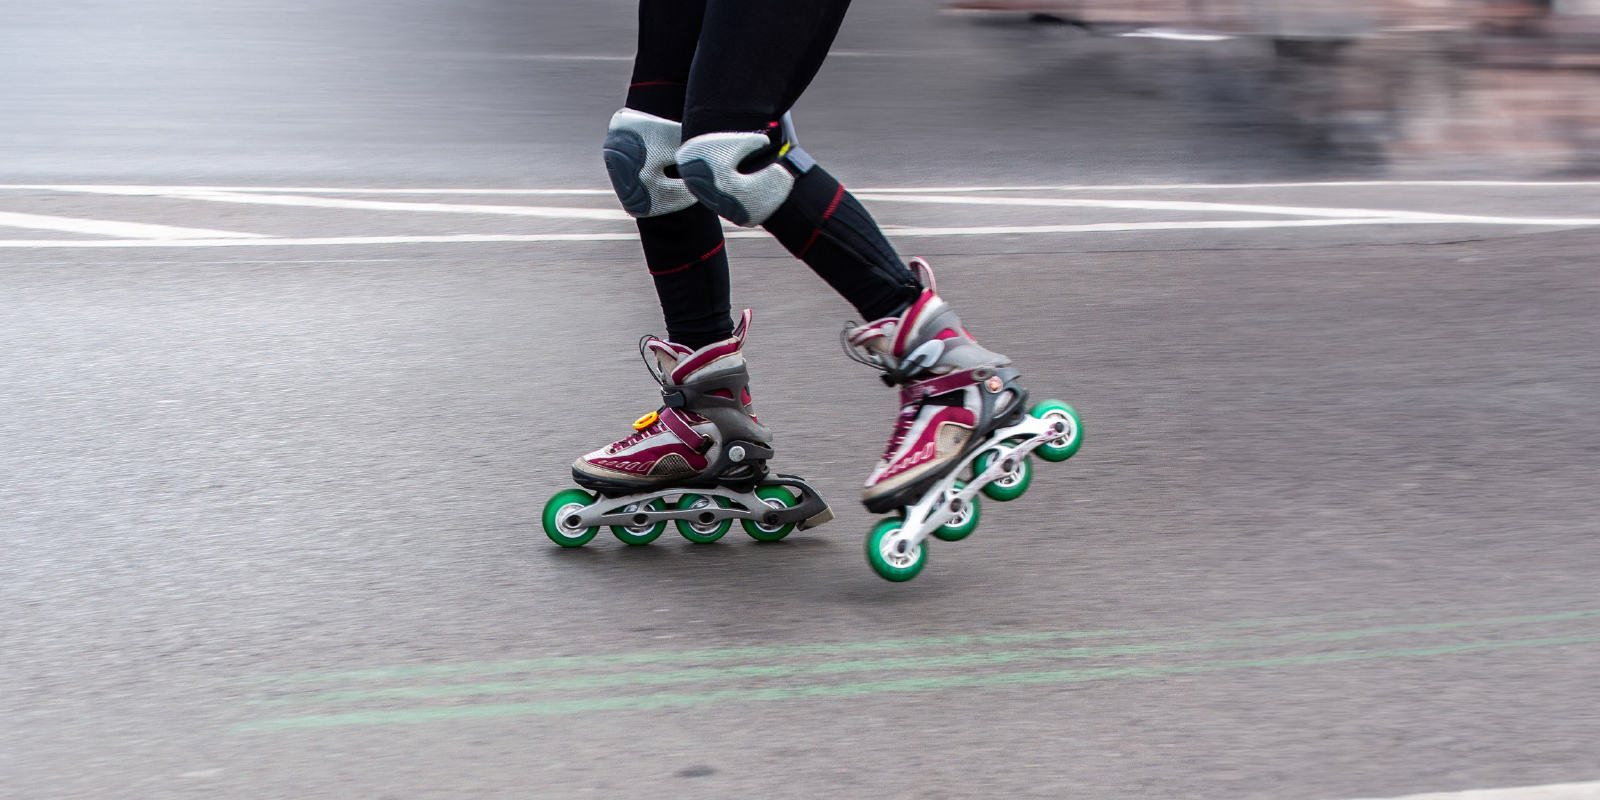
[843,259,1083,581]
[542,310,833,547]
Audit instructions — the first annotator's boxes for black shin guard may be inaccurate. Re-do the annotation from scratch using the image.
[762,166,922,321]
[637,205,735,349]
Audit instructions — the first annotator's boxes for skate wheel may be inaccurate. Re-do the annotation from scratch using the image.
[611,498,667,545]
[543,489,599,547]
[866,517,927,582]
[1030,400,1082,463]
[974,449,1033,502]
[676,494,732,543]
[741,485,798,542]
[932,481,982,542]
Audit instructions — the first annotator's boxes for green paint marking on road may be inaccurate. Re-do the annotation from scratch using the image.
[236,624,1223,685]
[239,606,1570,686]
[236,634,1600,732]
[248,610,1600,706]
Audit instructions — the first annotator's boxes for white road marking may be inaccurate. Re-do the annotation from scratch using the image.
[0,216,1576,248]
[0,185,613,196]
[1344,779,1600,800]
[496,54,633,61]
[856,193,1600,225]
[0,233,646,248]
[127,189,630,221]
[853,181,1600,192]
[0,211,265,239]
[882,218,1448,236]
[6,181,1600,196]
[1120,29,1235,42]
[0,182,1595,248]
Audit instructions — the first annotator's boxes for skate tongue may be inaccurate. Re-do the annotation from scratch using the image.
[908,257,937,293]
[846,319,897,355]
[644,337,693,374]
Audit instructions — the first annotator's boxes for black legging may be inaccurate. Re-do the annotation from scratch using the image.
[622,0,922,349]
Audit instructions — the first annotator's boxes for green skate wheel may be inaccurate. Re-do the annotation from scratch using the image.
[543,489,599,547]
[741,485,798,542]
[611,498,667,545]
[974,448,1033,502]
[932,481,982,542]
[866,517,927,582]
[675,494,732,543]
[1030,400,1082,463]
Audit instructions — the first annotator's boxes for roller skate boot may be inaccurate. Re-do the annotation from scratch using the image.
[543,310,833,548]
[843,258,1083,581]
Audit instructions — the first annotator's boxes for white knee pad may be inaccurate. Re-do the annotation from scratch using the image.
[675,131,797,227]
[602,108,697,218]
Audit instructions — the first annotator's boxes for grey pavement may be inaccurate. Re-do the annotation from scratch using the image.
[2,2,1599,799]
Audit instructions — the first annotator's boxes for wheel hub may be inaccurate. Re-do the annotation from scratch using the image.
[687,497,721,533]
[558,504,588,537]
[882,534,918,568]
[621,502,655,534]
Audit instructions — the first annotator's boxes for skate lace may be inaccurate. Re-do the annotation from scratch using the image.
[880,402,922,462]
[608,415,665,452]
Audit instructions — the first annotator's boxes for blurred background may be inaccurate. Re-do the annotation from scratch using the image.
[2,2,1598,799]
[8,0,1600,182]
[948,0,1600,174]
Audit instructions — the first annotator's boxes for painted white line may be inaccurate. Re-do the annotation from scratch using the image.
[882,218,1451,236]
[1343,779,1600,800]
[0,185,614,196]
[0,211,265,239]
[856,193,1600,225]
[1120,28,1235,42]
[7,181,1600,197]
[119,190,630,221]
[0,215,1572,248]
[0,233,647,248]
[854,181,1600,192]
[496,54,633,61]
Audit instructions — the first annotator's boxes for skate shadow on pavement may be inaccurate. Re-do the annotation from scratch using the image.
[538,535,835,573]
[536,534,963,607]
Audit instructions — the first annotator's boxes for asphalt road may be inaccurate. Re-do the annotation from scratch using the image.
[2,2,1599,799]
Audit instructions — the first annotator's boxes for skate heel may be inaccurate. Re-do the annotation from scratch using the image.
[864,399,1082,582]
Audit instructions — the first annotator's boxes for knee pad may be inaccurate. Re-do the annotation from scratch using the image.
[675,114,815,228]
[602,108,697,218]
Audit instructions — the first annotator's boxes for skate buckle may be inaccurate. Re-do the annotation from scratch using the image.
[632,411,659,431]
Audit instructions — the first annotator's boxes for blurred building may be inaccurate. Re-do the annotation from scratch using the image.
[947,0,1600,173]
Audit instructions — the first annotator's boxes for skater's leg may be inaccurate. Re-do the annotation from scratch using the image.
[606,0,733,349]
[675,0,922,322]
[681,0,850,138]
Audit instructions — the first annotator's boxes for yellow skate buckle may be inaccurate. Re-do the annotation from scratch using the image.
[632,411,659,431]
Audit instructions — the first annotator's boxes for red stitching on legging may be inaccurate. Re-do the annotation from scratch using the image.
[650,241,725,276]
[796,184,846,258]
[629,80,686,88]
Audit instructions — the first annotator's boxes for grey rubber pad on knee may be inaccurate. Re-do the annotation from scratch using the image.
[603,108,697,218]
[675,131,796,227]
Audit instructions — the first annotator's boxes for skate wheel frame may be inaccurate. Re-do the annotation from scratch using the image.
[539,477,830,548]
[864,399,1083,581]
